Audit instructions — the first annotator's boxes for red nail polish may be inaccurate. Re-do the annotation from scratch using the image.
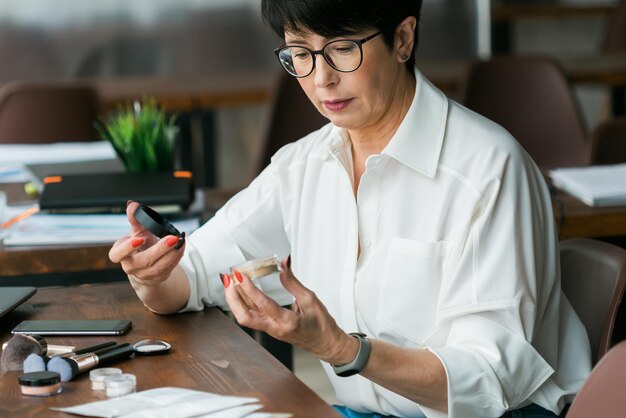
[234,270,244,283]
[131,238,144,248]
[220,273,231,288]
[166,236,179,247]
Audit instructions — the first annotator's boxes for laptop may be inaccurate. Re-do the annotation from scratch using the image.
[0,287,37,319]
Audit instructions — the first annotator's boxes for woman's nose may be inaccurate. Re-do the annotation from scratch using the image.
[313,54,337,88]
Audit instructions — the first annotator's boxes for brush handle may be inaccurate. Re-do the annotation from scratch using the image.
[98,344,134,365]
[74,341,117,355]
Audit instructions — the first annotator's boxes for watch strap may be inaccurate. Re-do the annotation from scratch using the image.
[332,333,371,377]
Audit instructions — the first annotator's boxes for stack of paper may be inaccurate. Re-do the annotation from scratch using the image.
[550,163,626,207]
[1,212,199,246]
[52,387,291,418]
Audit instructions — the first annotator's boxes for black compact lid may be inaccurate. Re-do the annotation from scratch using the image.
[18,371,61,386]
[134,204,181,238]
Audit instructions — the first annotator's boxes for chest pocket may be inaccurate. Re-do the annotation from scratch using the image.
[377,238,451,344]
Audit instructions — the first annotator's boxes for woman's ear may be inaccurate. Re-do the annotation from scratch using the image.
[395,16,417,62]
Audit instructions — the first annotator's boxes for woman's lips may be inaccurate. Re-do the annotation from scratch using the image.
[322,98,353,112]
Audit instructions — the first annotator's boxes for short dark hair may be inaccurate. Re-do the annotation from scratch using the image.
[261,0,422,72]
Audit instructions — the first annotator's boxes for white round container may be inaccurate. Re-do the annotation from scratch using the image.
[90,368,122,391]
[104,373,136,397]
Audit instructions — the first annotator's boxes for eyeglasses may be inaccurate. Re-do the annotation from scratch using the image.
[274,31,382,78]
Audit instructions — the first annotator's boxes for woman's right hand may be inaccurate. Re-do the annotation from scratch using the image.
[108,201,186,287]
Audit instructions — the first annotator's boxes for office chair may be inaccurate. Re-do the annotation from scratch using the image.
[0,82,100,144]
[590,117,626,165]
[560,238,626,364]
[462,55,589,169]
[255,71,328,174]
[566,340,626,418]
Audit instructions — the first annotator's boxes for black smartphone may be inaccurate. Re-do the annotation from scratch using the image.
[11,320,132,336]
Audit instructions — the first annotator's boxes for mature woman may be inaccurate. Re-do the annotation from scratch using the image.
[109,1,591,417]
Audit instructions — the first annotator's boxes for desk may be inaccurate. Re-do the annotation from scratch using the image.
[0,283,339,417]
[554,192,626,240]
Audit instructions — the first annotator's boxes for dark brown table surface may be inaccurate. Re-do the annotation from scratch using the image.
[0,283,340,417]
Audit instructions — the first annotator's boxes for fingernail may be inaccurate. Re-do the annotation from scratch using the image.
[174,232,186,250]
[127,200,132,207]
[287,254,291,268]
[166,236,179,247]
[131,238,144,248]
[220,273,231,288]
[234,270,244,283]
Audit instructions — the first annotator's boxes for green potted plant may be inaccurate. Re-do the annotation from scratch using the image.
[97,99,178,173]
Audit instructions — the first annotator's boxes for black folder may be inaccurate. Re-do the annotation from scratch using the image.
[39,172,194,213]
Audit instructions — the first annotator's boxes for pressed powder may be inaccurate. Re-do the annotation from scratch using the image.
[232,255,282,279]
[18,371,62,397]
[90,367,122,390]
[105,373,136,397]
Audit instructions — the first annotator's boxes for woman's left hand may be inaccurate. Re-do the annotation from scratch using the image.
[223,256,357,364]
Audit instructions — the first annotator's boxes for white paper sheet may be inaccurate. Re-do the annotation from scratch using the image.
[550,163,626,207]
[0,141,117,165]
[52,387,262,418]
[1,212,199,246]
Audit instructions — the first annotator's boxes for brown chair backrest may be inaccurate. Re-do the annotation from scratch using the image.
[604,0,626,53]
[255,71,328,175]
[0,82,100,144]
[566,340,626,418]
[590,117,626,165]
[462,55,589,169]
[560,238,626,364]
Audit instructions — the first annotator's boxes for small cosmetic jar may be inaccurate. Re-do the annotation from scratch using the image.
[104,373,136,398]
[90,367,122,390]
[231,255,282,280]
[18,371,62,397]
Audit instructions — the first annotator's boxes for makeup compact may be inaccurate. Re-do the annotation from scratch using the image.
[132,339,171,355]
[133,204,185,249]
[18,371,62,397]
[90,368,122,390]
[231,255,282,280]
[104,373,136,397]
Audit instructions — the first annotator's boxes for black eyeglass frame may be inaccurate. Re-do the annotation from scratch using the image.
[274,31,383,78]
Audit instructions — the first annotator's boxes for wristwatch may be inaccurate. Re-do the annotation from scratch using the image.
[332,333,371,377]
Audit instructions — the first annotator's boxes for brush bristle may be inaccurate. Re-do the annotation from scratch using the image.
[23,353,47,373]
[0,334,44,371]
[47,356,77,382]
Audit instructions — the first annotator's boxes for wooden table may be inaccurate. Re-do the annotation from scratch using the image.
[0,283,339,417]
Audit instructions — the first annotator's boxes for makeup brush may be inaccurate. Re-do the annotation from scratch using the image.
[48,343,134,381]
[1,334,74,372]
[23,352,47,373]
[21,341,118,373]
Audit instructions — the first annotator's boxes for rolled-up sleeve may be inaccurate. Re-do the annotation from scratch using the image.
[421,152,560,417]
[179,163,293,312]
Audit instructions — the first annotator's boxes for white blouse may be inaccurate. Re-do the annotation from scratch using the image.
[179,69,592,418]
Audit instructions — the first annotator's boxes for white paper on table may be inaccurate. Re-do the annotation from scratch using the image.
[52,387,260,418]
[0,163,35,183]
[0,141,117,165]
[550,163,626,207]
[2,213,199,246]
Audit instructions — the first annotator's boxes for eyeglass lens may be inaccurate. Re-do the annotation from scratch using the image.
[278,40,362,77]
